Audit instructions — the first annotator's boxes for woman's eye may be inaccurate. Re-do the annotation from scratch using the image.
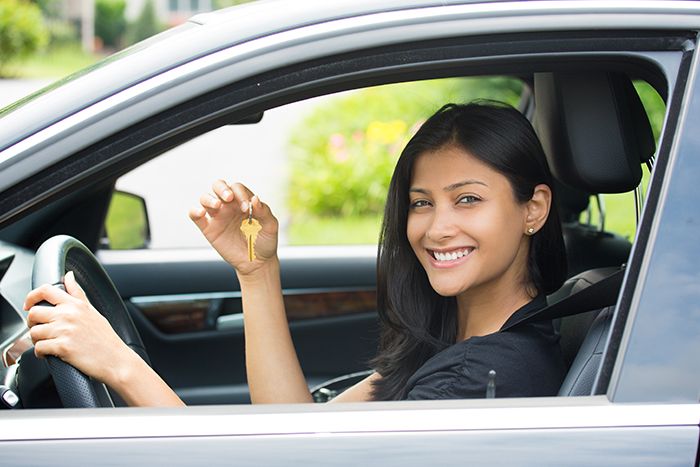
[410,199,431,209]
[458,195,480,205]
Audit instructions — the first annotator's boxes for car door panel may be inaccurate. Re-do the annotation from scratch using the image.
[101,249,379,405]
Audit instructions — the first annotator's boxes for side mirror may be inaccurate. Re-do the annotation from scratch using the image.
[101,191,151,249]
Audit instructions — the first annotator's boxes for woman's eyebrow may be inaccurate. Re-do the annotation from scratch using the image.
[409,179,487,195]
[444,179,488,191]
[409,187,429,194]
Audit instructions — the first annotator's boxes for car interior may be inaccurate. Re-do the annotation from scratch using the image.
[0,31,673,409]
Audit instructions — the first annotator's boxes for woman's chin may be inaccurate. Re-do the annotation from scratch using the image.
[429,280,468,297]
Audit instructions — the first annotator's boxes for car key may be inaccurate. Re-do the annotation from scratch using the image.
[240,204,262,262]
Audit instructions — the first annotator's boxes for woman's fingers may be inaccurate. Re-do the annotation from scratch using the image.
[212,179,234,203]
[188,206,208,232]
[252,195,273,218]
[228,182,255,213]
[26,305,56,327]
[64,271,88,302]
[24,283,72,310]
[28,322,55,344]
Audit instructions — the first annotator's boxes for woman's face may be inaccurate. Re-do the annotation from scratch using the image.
[406,144,532,299]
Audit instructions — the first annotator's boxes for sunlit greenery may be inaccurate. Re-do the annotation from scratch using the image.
[4,43,100,78]
[105,192,149,249]
[286,77,523,244]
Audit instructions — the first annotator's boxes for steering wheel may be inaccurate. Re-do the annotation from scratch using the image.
[31,235,150,408]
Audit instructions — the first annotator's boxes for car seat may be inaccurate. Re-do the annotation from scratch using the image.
[534,70,656,395]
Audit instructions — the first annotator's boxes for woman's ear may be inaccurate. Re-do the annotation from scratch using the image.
[524,184,552,235]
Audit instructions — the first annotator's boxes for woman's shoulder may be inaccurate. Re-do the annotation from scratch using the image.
[404,323,565,400]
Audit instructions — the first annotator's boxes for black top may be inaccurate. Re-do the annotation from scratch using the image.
[404,295,565,400]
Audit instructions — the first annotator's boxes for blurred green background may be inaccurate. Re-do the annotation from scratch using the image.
[0,0,254,78]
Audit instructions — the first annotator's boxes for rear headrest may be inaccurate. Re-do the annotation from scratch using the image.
[535,72,655,193]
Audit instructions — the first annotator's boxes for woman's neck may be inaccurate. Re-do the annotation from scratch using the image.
[455,284,534,341]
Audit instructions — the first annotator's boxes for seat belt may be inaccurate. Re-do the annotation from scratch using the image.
[501,266,625,332]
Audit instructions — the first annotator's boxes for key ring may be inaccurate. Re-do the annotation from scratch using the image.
[248,201,253,224]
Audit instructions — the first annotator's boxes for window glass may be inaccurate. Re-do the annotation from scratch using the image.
[106,77,524,249]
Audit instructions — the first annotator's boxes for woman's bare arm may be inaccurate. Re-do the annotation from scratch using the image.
[329,372,380,403]
[190,182,313,403]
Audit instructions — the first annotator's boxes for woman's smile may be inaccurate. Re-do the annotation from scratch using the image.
[426,247,475,268]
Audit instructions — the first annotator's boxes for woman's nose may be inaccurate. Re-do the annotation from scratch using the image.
[426,206,457,242]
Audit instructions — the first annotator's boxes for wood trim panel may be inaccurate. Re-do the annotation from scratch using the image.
[138,289,377,334]
[284,290,376,321]
[137,299,210,334]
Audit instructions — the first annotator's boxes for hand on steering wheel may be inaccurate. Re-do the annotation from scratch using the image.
[24,235,150,408]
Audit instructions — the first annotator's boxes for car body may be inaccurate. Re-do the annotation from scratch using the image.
[1,0,700,465]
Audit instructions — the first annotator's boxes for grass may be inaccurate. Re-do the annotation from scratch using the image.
[2,44,102,79]
[287,215,383,245]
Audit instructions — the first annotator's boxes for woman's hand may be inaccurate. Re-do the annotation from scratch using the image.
[189,180,279,276]
[24,271,135,388]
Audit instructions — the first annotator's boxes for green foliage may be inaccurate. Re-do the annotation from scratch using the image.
[0,0,48,75]
[96,0,127,48]
[633,80,665,142]
[287,77,522,221]
[105,191,149,249]
[126,0,163,45]
[31,0,61,18]
[44,18,79,47]
[287,215,383,245]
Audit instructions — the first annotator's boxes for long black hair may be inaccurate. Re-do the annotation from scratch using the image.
[370,102,567,401]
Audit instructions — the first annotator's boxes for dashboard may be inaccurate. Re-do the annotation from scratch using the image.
[0,242,34,386]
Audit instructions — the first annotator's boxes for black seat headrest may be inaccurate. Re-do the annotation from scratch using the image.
[535,72,655,193]
[554,179,589,223]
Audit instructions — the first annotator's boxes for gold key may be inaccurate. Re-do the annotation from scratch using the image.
[240,207,262,262]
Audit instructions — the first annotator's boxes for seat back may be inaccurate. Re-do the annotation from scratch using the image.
[535,71,656,396]
[558,306,614,396]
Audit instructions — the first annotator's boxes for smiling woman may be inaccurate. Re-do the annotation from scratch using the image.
[372,102,566,401]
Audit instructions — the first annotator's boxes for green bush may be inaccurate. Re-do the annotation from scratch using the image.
[126,0,163,45]
[0,0,48,74]
[96,0,127,48]
[44,19,79,47]
[287,77,522,219]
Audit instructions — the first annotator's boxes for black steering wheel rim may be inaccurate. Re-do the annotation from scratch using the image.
[31,235,150,408]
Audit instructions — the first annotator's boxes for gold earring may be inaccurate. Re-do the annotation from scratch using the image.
[527,227,535,235]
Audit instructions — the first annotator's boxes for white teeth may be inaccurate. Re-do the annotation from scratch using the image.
[432,249,472,261]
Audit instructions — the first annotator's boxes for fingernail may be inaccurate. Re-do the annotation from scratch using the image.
[222,190,232,200]
[241,201,248,212]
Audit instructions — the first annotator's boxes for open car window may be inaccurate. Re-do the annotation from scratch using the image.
[103,77,526,250]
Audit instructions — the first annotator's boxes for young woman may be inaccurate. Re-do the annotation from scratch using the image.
[24,101,567,405]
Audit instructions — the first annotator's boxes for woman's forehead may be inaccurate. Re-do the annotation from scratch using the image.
[410,146,506,191]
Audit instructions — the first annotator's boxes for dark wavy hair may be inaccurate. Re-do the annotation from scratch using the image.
[370,102,567,401]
